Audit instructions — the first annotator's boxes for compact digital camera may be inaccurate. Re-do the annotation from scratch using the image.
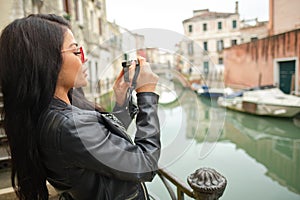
[121,59,140,68]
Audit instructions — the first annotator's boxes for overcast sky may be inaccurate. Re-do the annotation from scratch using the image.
[106,0,269,34]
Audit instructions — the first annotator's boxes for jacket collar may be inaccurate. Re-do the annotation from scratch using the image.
[50,97,70,110]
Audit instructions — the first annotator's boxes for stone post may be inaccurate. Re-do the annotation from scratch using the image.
[187,167,227,200]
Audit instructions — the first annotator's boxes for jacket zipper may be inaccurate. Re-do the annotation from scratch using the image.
[125,190,139,200]
[141,182,148,200]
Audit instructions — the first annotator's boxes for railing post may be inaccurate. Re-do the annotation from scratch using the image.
[177,188,185,200]
[187,167,227,200]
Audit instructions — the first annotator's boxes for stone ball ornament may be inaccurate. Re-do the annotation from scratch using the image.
[187,167,227,200]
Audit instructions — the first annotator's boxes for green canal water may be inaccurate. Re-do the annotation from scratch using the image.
[145,82,300,200]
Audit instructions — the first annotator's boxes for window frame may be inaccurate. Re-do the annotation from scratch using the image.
[188,25,193,33]
[218,21,222,30]
[232,20,237,29]
[203,23,207,31]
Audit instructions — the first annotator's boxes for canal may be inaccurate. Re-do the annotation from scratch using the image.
[143,75,300,200]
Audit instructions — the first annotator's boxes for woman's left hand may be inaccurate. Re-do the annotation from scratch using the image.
[113,61,137,106]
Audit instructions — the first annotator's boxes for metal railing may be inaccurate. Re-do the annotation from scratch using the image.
[157,167,227,200]
[158,168,194,200]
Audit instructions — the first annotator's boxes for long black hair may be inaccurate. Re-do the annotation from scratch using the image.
[0,14,70,200]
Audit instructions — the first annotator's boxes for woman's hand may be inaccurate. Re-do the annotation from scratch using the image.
[113,61,134,106]
[113,57,159,106]
[135,56,159,93]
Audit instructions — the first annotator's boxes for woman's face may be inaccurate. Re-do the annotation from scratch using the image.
[58,29,88,90]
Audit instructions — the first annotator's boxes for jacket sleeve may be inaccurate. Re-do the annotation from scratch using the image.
[112,103,133,129]
[60,92,160,182]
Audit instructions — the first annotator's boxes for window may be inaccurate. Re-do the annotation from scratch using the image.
[98,18,102,35]
[90,10,94,31]
[188,25,193,33]
[232,20,237,29]
[203,23,207,31]
[73,0,84,24]
[204,61,209,75]
[74,0,79,21]
[231,39,237,46]
[88,61,92,93]
[217,40,224,51]
[218,22,222,30]
[95,62,98,78]
[95,62,99,93]
[251,37,258,42]
[63,0,71,13]
[203,41,208,51]
[218,58,223,64]
[188,42,194,55]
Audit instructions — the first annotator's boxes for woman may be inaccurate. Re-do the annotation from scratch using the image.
[0,14,160,200]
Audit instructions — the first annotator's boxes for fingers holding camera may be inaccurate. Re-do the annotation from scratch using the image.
[136,56,159,93]
[113,57,158,105]
[113,61,136,106]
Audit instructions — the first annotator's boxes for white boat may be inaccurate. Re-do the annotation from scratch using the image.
[217,85,300,117]
[197,86,234,98]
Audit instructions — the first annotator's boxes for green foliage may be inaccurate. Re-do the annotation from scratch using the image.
[63,13,71,21]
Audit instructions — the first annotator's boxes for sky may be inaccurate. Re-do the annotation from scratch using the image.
[106,0,269,34]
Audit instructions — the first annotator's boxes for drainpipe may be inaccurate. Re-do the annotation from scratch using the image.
[268,0,274,36]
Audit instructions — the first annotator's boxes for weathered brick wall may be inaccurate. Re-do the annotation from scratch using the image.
[273,0,300,35]
[224,29,300,90]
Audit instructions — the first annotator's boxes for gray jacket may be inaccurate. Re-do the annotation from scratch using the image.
[37,92,161,200]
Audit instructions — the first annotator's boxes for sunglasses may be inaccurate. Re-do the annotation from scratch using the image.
[61,46,85,63]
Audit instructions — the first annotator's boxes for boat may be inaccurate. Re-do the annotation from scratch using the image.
[197,85,234,98]
[217,85,300,117]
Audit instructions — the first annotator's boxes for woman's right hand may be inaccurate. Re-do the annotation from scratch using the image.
[135,56,159,93]
[113,57,158,106]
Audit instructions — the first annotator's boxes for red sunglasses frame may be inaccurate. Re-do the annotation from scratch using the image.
[61,46,85,63]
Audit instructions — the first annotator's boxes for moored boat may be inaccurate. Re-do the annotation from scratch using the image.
[197,85,234,99]
[217,85,300,117]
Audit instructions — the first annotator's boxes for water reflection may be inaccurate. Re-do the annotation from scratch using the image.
[156,79,227,167]
[186,97,226,143]
[148,78,300,199]
[224,109,300,195]
[193,96,300,195]
[156,81,202,168]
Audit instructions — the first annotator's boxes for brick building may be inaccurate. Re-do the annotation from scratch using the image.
[179,1,268,83]
[224,0,300,95]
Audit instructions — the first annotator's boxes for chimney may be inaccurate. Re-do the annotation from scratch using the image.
[235,1,239,14]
